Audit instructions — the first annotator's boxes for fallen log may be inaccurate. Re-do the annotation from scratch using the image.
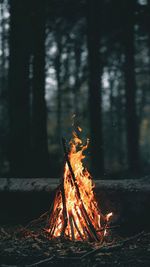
[0,177,150,234]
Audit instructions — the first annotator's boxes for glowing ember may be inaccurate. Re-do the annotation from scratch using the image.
[47,128,112,241]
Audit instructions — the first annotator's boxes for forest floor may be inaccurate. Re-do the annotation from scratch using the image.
[0,225,150,267]
[0,177,150,266]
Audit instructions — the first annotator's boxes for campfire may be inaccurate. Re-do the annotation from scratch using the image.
[47,128,112,241]
[1,129,150,267]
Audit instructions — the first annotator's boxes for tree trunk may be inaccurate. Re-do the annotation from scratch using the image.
[123,0,140,173]
[31,0,49,177]
[87,0,104,178]
[9,0,31,177]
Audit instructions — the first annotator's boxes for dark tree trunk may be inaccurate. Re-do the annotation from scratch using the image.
[123,0,140,173]
[87,0,104,178]
[31,0,49,176]
[116,87,124,165]
[109,73,115,164]
[9,0,31,177]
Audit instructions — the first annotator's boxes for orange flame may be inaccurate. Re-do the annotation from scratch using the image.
[48,128,112,241]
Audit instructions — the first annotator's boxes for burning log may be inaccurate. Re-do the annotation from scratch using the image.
[47,128,112,242]
[62,137,100,241]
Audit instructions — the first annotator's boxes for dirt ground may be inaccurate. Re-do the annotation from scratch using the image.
[0,225,150,267]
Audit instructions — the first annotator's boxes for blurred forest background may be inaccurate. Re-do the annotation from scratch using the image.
[0,0,150,179]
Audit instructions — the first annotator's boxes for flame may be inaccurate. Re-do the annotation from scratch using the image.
[47,128,112,241]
